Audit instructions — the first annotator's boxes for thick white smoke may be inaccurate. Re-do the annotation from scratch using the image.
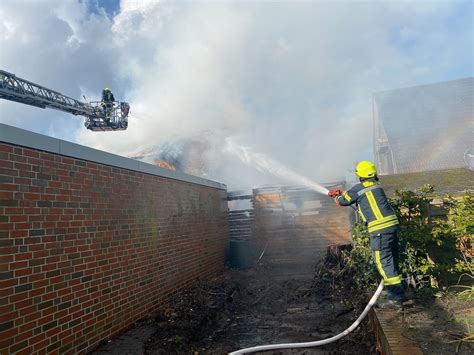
[0,0,472,189]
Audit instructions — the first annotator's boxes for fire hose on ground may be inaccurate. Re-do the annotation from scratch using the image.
[229,280,384,354]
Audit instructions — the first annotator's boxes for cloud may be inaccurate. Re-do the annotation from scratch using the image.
[0,0,115,140]
[1,0,472,189]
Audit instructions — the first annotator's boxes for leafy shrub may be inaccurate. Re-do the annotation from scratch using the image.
[390,184,440,288]
[434,193,473,274]
[343,221,378,291]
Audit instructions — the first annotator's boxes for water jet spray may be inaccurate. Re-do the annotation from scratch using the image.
[224,138,329,195]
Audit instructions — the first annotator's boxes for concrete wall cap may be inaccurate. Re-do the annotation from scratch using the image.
[0,123,226,190]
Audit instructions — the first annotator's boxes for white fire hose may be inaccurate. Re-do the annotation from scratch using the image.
[229,280,384,354]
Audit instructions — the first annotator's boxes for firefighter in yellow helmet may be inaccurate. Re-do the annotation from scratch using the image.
[101,87,115,103]
[101,87,115,122]
[328,161,406,306]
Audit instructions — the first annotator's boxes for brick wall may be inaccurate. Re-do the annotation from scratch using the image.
[253,186,352,277]
[0,142,228,354]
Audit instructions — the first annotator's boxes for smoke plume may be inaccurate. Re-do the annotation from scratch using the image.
[0,0,472,189]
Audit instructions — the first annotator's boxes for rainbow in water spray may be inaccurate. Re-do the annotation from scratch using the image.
[224,138,329,195]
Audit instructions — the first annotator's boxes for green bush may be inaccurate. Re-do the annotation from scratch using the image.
[390,184,440,288]
[344,221,378,291]
[432,193,473,275]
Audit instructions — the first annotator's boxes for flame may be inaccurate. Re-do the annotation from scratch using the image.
[154,160,177,171]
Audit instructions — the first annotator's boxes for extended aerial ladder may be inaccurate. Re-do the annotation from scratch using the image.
[0,69,130,131]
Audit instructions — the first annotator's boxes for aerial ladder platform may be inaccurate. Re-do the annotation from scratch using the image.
[0,69,130,131]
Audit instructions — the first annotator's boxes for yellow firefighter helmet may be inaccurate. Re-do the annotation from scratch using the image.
[355,161,377,178]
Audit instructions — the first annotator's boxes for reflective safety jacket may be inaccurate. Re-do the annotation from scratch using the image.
[102,90,115,103]
[336,182,399,235]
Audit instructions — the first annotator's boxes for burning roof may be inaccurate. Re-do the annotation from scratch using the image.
[154,160,177,171]
[129,137,210,177]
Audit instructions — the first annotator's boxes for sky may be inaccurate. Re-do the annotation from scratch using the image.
[0,0,472,189]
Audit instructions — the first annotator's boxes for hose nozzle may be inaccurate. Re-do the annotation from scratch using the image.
[328,189,342,198]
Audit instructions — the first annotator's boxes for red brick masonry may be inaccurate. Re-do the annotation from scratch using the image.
[0,143,228,354]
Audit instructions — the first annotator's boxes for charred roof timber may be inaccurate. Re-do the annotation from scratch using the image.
[0,69,130,132]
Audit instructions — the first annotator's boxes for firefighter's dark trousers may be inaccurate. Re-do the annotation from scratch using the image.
[370,232,404,299]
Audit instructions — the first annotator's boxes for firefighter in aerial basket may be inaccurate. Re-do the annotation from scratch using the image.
[328,161,406,306]
[101,87,115,122]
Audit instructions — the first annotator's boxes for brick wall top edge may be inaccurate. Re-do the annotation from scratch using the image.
[0,123,227,190]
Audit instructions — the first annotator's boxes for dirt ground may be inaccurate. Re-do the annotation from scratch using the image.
[402,293,474,355]
[90,244,474,355]
[92,262,376,355]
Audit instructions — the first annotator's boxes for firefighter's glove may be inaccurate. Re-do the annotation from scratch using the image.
[328,189,342,206]
[328,189,342,198]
